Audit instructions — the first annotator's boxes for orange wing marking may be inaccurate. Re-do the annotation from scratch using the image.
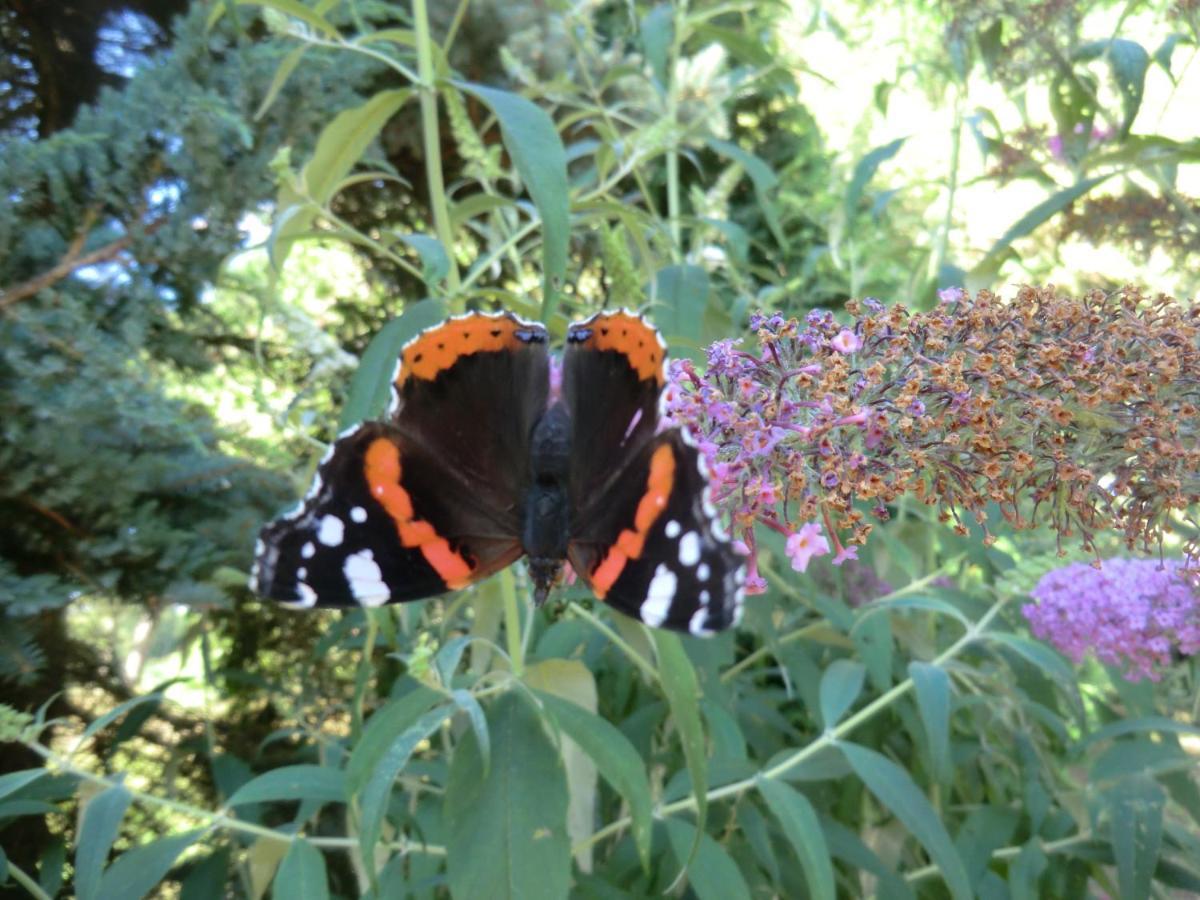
[578,312,665,385]
[398,314,534,384]
[363,438,474,587]
[590,443,675,597]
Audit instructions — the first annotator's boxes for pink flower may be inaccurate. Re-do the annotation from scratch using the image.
[937,286,964,305]
[744,572,769,595]
[832,544,859,566]
[830,329,862,354]
[786,522,830,572]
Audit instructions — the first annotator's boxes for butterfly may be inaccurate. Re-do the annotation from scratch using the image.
[251,310,745,634]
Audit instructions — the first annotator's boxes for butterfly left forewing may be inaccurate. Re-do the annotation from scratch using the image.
[255,311,549,608]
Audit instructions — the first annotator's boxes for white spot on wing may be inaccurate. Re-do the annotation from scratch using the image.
[679,531,701,565]
[350,506,368,523]
[317,515,345,546]
[297,567,306,580]
[301,542,315,559]
[640,564,677,628]
[697,563,711,582]
[665,520,681,538]
[689,606,713,636]
[284,582,318,609]
[344,549,390,606]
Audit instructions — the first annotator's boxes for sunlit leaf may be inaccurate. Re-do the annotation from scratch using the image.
[224,765,346,807]
[75,783,132,900]
[663,819,751,900]
[94,830,204,900]
[818,659,865,729]
[272,839,328,900]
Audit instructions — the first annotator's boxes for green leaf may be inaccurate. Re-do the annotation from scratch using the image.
[395,233,451,288]
[274,89,412,267]
[359,703,454,871]
[970,175,1111,281]
[339,299,449,428]
[1153,34,1187,81]
[225,765,346,807]
[79,693,163,745]
[1077,39,1150,135]
[453,83,569,322]
[819,659,865,729]
[840,743,972,900]
[346,684,443,795]
[908,662,951,784]
[1008,842,1047,899]
[641,4,674,90]
[0,769,45,803]
[1107,775,1166,900]
[652,630,708,879]
[1091,738,1193,784]
[254,44,308,120]
[757,780,835,900]
[652,264,710,350]
[705,138,785,247]
[844,138,905,222]
[272,840,328,900]
[208,0,339,36]
[94,830,204,900]
[1080,715,1200,748]
[179,850,230,900]
[534,691,653,870]
[445,692,570,900]
[451,689,490,776]
[662,819,751,900]
[76,783,133,900]
[855,594,970,629]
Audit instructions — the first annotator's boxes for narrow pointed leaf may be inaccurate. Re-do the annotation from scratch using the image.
[225,765,345,807]
[758,780,835,900]
[652,630,707,879]
[75,783,133,900]
[908,662,951,783]
[94,830,204,900]
[662,819,751,900]
[272,839,328,900]
[819,659,866,729]
[359,704,454,870]
[840,742,972,900]
[453,83,568,321]
[534,690,653,870]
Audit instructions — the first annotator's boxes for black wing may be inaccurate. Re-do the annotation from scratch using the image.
[253,311,549,607]
[562,310,744,633]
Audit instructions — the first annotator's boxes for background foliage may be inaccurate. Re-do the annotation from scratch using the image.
[1,0,1198,897]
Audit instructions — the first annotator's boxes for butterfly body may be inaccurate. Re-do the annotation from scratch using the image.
[252,310,745,634]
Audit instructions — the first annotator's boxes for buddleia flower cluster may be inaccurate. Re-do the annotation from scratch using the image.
[1023,558,1200,681]
[663,285,1200,593]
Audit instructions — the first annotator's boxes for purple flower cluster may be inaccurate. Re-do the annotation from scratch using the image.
[1023,559,1200,681]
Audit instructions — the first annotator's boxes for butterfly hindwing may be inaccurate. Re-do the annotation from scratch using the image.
[253,422,524,607]
[568,430,744,634]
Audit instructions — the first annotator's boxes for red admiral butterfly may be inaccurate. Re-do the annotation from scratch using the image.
[251,310,745,634]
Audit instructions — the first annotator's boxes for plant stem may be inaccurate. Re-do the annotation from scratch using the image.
[500,568,524,677]
[664,1,688,256]
[411,0,461,301]
[569,602,659,681]
[571,595,1009,855]
[930,84,964,293]
[904,832,1093,883]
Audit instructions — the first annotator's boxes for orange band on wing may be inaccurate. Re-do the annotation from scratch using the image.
[591,444,675,597]
[398,314,537,384]
[363,438,474,588]
[577,313,664,385]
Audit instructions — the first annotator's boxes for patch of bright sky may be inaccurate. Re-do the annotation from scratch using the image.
[779,1,1200,299]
